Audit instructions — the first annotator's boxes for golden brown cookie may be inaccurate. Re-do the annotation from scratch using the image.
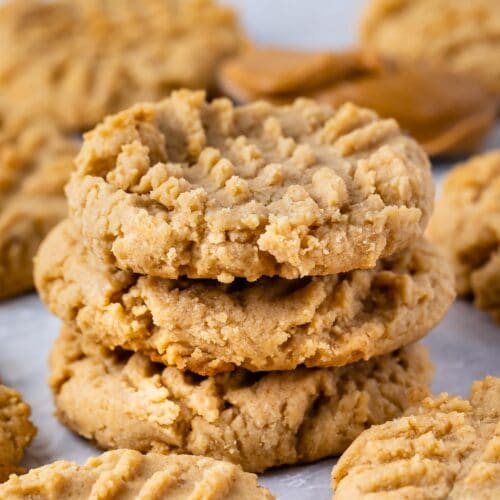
[218,46,497,157]
[0,384,37,482]
[0,0,242,131]
[0,449,274,499]
[361,0,500,96]
[428,151,500,323]
[50,324,434,473]
[36,221,454,375]
[0,114,78,300]
[67,90,433,282]
[332,376,500,499]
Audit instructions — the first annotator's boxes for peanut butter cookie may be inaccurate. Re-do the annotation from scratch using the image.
[67,90,433,282]
[0,449,274,499]
[428,151,500,322]
[361,0,500,96]
[36,221,454,375]
[0,0,242,131]
[49,324,433,473]
[332,376,500,499]
[0,114,78,300]
[0,384,36,482]
[218,47,497,157]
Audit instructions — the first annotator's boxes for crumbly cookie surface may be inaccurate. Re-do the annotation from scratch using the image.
[0,0,242,131]
[0,115,78,300]
[67,90,433,282]
[332,376,500,499]
[36,221,454,375]
[50,324,433,473]
[0,449,274,499]
[428,151,500,323]
[361,0,500,95]
[0,384,37,482]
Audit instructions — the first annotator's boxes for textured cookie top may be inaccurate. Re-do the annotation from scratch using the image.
[0,114,78,300]
[332,376,500,499]
[0,384,37,482]
[0,0,242,130]
[361,0,500,95]
[67,90,433,281]
[0,449,274,499]
[36,221,454,375]
[428,150,500,323]
[50,324,433,473]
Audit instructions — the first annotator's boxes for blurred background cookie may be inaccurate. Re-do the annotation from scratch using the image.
[0,0,243,131]
[0,113,78,300]
[361,0,500,97]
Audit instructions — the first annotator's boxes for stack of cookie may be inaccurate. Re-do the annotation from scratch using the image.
[35,90,455,473]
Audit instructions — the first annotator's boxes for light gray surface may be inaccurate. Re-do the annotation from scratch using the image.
[0,1,499,499]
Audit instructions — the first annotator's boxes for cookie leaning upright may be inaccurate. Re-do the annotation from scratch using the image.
[428,151,500,323]
[0,0,243,131]
[66,90,434,282]
[0,384,36,482]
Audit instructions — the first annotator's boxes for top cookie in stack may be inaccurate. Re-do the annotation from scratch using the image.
[66,89,433,282]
